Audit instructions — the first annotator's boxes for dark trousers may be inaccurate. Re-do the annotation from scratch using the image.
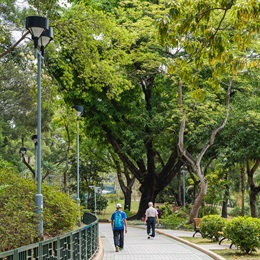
[113,229,124,248]
[146,217,156,237]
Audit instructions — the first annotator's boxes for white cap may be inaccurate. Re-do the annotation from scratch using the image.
[116,203,122,208]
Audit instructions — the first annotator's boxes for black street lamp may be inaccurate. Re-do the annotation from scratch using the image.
[26,16,53,237]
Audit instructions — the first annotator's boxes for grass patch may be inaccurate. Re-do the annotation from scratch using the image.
[179,237,212,244]
[180,237,260,260]
[212,249,260,260]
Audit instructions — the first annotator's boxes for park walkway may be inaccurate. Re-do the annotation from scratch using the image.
[95,223,228,260]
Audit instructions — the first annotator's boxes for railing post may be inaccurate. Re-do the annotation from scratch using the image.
[38,241,43,260]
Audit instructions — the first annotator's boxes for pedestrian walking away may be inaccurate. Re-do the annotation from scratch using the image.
[111,203,128,252]
[145,202,159,239]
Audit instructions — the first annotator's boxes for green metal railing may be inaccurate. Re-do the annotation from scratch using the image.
[0,213,98,260]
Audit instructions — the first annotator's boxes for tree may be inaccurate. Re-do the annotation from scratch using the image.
[49,1,185,219]
[221,70,260,217]
[158,0,260,221]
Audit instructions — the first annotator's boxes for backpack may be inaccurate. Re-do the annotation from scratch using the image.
[114,211,123,229]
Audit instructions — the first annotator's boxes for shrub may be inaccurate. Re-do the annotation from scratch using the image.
[0,168,79,251]
[198,204,219,218]
[159,213,187,229]
[43,185,79,236]
[106,194,117,203]
[87,194,108,212]
[228,206,250,217]
[223,216,260,254]
[200,215,226,242]
[160,202,172,218]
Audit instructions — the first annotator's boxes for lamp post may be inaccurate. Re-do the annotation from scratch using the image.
[73,106,84,205]
[73,105,83,225]
[89,185,100,215]
[26,16,53,237]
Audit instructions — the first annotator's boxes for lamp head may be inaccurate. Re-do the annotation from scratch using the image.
[31,135,38,146]
[73,105,84,117]
[19,147,27,155]
[38,27,53,55]
[26,16,49,48]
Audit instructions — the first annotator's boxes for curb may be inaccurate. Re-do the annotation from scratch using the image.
[156,230,226,260]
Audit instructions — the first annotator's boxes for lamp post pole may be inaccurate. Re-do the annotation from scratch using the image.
[89,185,100,215]
[35,49,43,236]
[73,105,83,225]
[76,118,80,205]
[26,16,53,237]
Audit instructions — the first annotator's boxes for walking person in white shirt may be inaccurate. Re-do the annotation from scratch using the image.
[144,202,159,239]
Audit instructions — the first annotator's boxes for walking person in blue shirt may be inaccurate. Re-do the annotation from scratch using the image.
[145,202,159,239]
[111,203,128,252]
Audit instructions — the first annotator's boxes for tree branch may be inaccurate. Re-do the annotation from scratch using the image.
[0,32,29,59]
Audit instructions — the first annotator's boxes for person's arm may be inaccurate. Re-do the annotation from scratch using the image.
[155,209,159,223]
[144,209,148,222]
[124,218,128,233]
[111,220,114,230]
[156,214,159,223]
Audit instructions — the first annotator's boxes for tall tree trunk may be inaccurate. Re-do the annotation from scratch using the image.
[177,80,232,223]
[221,171,229,218]
[115,159,135,211]
[249,188,258,217]
[246,159,260,217]
[124,188,132,211]
[177,170,182,206]
[240,165,245,216]
[189,166,208,222]
[134,183,156,219]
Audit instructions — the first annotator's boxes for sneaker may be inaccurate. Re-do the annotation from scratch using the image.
[115,246,119,252]
[119,247,123,251]
[151,237,154,240]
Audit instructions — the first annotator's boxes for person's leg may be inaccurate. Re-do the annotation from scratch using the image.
[119,229,124,248]
[113,230,120,248]
[146,218,151,236]
[151,218,156,237]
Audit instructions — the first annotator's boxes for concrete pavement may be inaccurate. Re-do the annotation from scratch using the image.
[94,223,228,260]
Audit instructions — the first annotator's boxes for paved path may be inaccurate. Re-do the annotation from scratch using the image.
[96,223,227,260]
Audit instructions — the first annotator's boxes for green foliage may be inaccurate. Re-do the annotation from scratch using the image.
[106,194,118,203]
[42,185,79,236]
[224,216,260,254]
[228,206,250,217]
[159,212,188,229]
[200,215,226,242]
[0,168,37,251]
[160,202,172,218]
[124,209,136,218]
[198,204,219,218]
[87,193,108,212]
[0,168,79,251]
